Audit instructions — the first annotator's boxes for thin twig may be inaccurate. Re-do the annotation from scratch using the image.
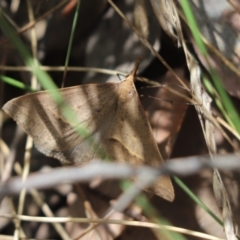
[0,213,226,240]
[1,154,240,197]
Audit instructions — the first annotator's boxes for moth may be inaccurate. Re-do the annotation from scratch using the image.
[3,61,174,201]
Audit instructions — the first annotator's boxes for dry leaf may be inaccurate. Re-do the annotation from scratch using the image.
[150,0,181,46]
[134,0,149,39]
[83,0,160,84]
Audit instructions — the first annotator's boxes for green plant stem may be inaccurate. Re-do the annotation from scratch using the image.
[180,0,240,133]
[174,176,223,226]
[62,0,81,85]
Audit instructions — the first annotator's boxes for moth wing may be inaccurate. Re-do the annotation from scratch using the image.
[104,81,174,201]
[3,83,118,164]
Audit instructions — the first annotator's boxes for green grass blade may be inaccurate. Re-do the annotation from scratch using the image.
[0,75,35,92]
[121,181,186,240]
[64,0,81,71]
[174,176,223,226]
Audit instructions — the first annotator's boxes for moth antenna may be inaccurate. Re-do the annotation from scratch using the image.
[130,57,142,77]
